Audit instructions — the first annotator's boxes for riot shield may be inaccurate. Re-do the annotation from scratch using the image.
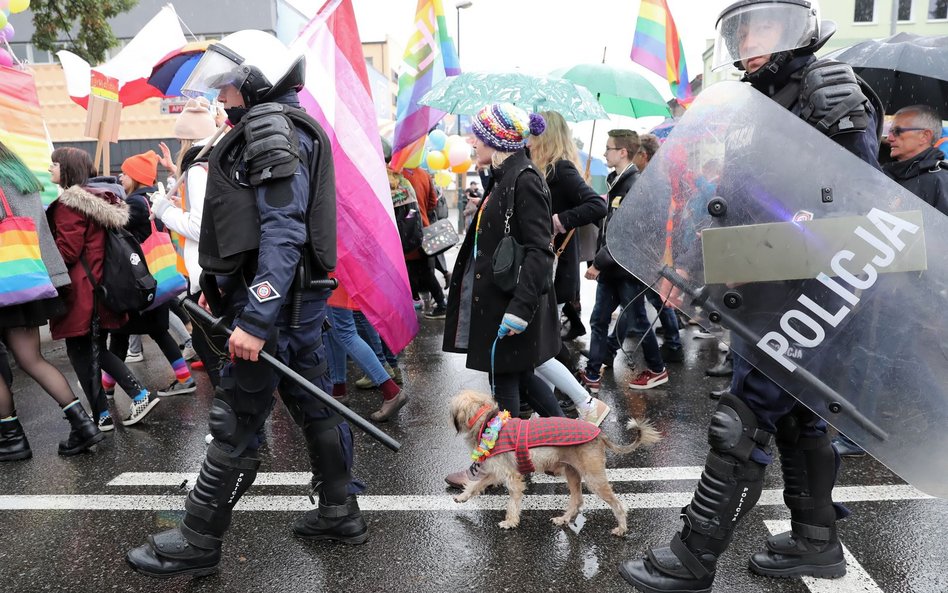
[607,81,948,499]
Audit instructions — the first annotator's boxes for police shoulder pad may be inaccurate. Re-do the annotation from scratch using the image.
[242,103,300,186]
[798,59,872,137]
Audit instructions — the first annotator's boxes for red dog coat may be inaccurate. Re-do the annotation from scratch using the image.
[483,415,601,474]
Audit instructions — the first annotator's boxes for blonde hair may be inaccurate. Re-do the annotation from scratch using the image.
[490,150,514,169]
[174,139,196,179]
[529,111,580,178]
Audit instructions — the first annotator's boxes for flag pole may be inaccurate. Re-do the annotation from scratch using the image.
[584,46,607,179]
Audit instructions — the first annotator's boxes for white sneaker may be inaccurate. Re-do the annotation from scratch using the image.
[579,398,611,426]
[182,344,198,361]
[125,351,144,363]
[122,393,160,426]
[157,379,197,396]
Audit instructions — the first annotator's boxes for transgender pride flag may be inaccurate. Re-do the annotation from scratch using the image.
[291,0,418,352]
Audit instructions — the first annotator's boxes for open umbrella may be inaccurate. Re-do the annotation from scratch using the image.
[553,63,671,118]
[825,33,948,119]
[417,72,607,122]
[147,40,214,98]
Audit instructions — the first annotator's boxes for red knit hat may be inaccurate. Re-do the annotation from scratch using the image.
[121,150,159,186]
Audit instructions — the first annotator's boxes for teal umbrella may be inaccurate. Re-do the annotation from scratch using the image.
[553,63,671,118]
[417,71,608,122]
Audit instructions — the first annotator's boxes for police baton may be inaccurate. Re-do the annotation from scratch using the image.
[180,297,401,452]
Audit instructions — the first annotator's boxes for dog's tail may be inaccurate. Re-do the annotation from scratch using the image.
[601,418,662,455]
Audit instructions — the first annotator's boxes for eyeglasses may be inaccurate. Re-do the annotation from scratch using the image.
[889,126,927,137]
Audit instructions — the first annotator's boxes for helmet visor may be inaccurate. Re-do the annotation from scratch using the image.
[181,44,249,100]
[712,2,816,71]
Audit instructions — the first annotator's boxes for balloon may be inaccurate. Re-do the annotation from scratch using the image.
[426,150,448,171]
[447,141,471,167]
[427,129,447,151]
[0,13,7,29]
[0,23,14,41]
[434,171,453,187]
[0,0,8,10]
[0,48,12,68]
[9,0,29,14]
[451,159,472,174]
[403,149,424,169]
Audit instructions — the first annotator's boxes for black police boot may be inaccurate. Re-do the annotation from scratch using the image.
[0,415,31,461]
[293,494,368,544]
[619,394,768,593]
[749,430,846,579]
[127,442,259,578]
[58,401,105,456]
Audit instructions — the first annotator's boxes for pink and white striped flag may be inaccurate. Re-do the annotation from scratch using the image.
[291,0,418,352]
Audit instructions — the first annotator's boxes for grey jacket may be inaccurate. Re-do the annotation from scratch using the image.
[0,180,70,288]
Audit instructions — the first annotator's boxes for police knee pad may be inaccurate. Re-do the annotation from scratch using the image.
[708,393,773,461]
[208,389,238,444]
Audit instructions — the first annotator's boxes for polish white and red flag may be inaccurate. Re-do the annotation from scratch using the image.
[291,0,418,351]
[58,5,186,108]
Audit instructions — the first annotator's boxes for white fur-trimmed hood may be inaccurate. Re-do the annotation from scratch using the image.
[57,185,129,229]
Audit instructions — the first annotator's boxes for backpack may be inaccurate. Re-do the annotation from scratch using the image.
[80,227,158,313]
[393,203,423,254]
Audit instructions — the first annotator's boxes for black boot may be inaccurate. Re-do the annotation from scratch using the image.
[619,394,769,592]
[58,402,105,456]
[749,426,846,579]
[0,415,31,461]
[127,442,260,578]
[292,417,367,544]
[293,495,368,544]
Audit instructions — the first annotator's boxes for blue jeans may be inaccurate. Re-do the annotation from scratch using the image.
[627,288,682,350]
[325,307,391,386]
[587,276,664,375]
[354,311,398,367]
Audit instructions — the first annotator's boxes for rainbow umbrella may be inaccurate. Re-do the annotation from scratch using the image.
[147,40,215,98]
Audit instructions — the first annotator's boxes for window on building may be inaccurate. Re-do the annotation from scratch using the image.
[930,0,948,19]
[898,0,913,20]
[854,0,875,22]
[9,43,28,62]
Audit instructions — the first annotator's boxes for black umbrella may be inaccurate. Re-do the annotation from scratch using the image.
[825,32,948,119]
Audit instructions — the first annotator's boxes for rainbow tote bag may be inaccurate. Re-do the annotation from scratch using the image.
[0,187,58,308]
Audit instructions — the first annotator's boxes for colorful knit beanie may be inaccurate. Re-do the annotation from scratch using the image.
[472,103,546,152]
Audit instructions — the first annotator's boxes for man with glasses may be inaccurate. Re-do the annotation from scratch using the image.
[883,105,948,214]
[578,129,669,394]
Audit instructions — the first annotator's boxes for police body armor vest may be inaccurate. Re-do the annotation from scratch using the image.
[199,104,336,277]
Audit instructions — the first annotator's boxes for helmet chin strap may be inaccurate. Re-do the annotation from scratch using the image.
[741,50,797,96]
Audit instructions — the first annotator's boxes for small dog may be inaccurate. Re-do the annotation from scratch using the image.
[449,389,661,536]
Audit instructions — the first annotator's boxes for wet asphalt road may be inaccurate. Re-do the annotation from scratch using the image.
[1,260,947,593]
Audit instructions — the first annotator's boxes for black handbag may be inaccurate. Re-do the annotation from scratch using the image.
[421,218,460,256]
[491,190,524,295]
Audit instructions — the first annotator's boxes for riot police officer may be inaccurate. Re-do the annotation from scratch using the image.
[619,1,883,591]
[127,30,367,578]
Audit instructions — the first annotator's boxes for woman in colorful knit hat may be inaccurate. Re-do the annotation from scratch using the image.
[442,103,565,488]
[0,140,104,460]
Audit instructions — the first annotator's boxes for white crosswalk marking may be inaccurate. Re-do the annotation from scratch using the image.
[107,466,707,487]
[0,484,932,512]
[764,520,885,593]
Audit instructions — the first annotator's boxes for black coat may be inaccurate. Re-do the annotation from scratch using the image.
[547,160,607,303]
[594,164,640,281]
[443,150,560,373]
[883,147,948,216]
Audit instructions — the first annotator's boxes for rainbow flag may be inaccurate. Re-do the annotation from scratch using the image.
[630,0,693,106]
[389,0,460,171]
[0,66,57,207]
[291,0,418,352]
